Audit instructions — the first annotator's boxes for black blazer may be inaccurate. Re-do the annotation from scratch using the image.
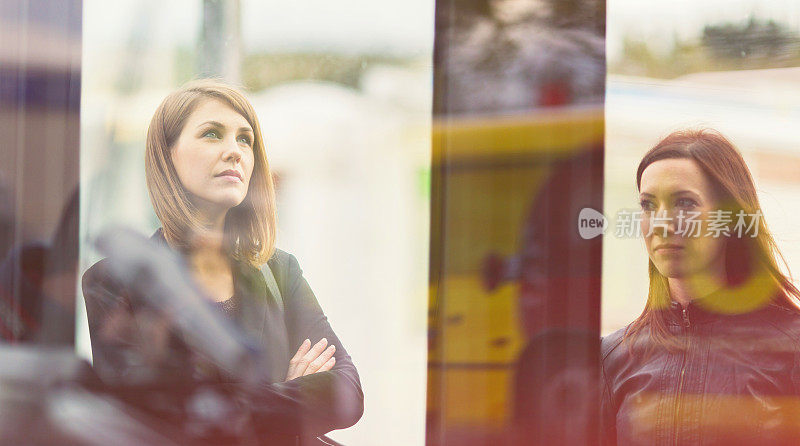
[82,229,364,443]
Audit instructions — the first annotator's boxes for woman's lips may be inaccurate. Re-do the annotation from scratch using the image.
[217,175,241,183]
[215,170,242,182]
[215,169,242,181]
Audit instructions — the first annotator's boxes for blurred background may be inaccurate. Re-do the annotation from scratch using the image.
[427,0,604,444]
[604,0,800,334]
[79,0,433,444]
[4,0,800,444]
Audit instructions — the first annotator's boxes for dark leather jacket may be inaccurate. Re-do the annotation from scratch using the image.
[601,292,800,445]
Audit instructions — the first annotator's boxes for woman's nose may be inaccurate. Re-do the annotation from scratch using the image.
[221,138,243,162]
[652,208,678,237]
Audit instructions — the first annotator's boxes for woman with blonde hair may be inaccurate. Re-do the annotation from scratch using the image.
[82,79,363,444]
[601,129,800,445]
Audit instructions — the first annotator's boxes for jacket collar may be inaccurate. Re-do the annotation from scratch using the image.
[665,287,780,326]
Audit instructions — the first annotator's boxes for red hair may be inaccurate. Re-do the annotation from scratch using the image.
[625,129,800,350]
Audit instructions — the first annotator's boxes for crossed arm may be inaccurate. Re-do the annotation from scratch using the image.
[82,252,363,439]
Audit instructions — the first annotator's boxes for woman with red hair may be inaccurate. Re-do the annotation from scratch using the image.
[602,129,800,445]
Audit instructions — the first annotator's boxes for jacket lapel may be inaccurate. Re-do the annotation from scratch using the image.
[150,229,290,383]
[234,259,290,383]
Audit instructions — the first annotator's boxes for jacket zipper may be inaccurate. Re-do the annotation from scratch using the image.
[673,308,691,445]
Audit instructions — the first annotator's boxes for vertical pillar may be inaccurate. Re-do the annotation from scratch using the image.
[199,0,242,83]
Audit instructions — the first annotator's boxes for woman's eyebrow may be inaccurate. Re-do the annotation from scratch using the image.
[196,121,253,133]
[196,120,223,129]
[639,190,701,198]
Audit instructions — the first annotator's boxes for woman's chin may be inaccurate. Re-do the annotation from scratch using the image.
[222,198,246,209]
[207,194,246,210]
[189,196,246,218]
[654,263,687,279]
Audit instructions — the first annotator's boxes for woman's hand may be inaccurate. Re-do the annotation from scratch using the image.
[285,338,336,381]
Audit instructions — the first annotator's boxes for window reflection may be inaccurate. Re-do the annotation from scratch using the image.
[603,2,800,445]
[0,0,81,345]
[10,0,800,443]
[428,0,605,444]
[79,0,431,444]
[1,0,432,443]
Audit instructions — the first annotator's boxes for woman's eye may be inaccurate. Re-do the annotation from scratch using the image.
[237,135,252,146]
[676,197,697,209]
[203,130,220,139]
[639,200,654,211]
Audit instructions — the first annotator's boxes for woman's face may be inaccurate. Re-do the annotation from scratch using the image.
[639,158,727,281]
[171,98,255,218]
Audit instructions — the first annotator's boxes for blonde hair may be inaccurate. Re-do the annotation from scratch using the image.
[145,78,276,266]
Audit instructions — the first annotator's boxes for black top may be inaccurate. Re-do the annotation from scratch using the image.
[81,229,364,443]
[214,294,240,318]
